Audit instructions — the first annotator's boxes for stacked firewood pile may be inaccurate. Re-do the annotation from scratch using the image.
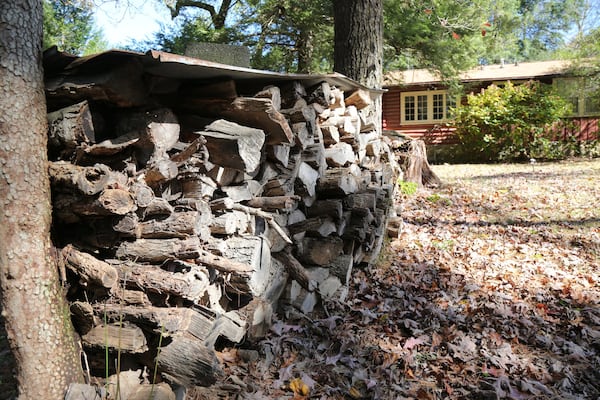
[45,50,396,397]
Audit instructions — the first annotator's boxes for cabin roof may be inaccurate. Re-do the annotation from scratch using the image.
[383,60,573,87]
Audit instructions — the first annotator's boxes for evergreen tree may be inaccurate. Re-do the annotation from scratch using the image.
[43,0,106,55]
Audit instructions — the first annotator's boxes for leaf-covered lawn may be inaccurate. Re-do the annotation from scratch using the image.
[197,160,600,400]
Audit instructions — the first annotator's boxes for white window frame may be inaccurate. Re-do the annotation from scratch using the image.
[554,77,600,117]
[400,90,454,125]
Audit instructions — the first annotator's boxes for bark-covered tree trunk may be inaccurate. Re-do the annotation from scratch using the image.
[333,0,383,89]
[0,1,82,398]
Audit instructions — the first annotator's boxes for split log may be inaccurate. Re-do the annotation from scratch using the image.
[201,119,265,173]
[316,167,359,197]
[81,323,148,353]
[286,216,336,237]
[246,195,299,211]
[96,304,216,340]
[320,125,340,145]
[297,236,344,266]
[266,144,290,167]
[219,235,273,296]
[344,192,377,211]
[60,245,118,289]
[327,254,354,284]
[111,260,210,302]
[209,210,252,235]
[53,188,136,223]
[180,174,217,200]
[47,100,95,155]
[301,142,327,177]
[272,248,313,291]
[115,237,202,263]
[237,257,288,340]
[157,335,222,387]
[345,89,371,110]
[324,142,355,167]
[176,97,293,145]
[143,197,174,217]
[113,211,205,239]
[255,85,281,111]
[307,82,333,108]
[306,199,344,220]
[294,162,319,198]
[120,108,180,166]
[292,122,314,149]
[144,159,178,185]
[222,180,262,202]
[49,162,127,196]
[82,131,140,157]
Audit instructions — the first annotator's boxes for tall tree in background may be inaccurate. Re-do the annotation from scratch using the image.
[333,0,383,88]
[242,0,333,73]
[383,0,489,77]
[43,0,106,55]
[0,0,82,398]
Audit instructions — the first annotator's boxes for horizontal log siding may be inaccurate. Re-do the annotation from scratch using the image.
[382,88,457,144]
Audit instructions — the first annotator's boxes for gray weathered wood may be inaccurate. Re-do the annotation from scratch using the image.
[201,119,265,172]
[111,260,210,302]
[81,323,148,353]
[47,100,95,153]
[60,245,118,289]
[115,237,202,263]
[48,161,127,196]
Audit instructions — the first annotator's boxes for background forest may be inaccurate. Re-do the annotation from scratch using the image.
[45,0,600,77]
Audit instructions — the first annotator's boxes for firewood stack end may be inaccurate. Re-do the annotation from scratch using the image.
[45,49,397,396]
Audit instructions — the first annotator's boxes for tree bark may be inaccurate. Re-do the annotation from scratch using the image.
[0,1,82,398]
[333,0,383,132]
[333,0,383,89]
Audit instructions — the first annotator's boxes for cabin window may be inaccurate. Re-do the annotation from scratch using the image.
[400,90,454,124]
[404,95,415,121]
[554,77,600,117]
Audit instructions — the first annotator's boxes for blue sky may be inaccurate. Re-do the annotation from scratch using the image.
[93,0,172,48]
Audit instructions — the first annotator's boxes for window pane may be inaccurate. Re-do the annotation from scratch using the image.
[417,95,428,120]
[585,97,600,114]
[446,94,456,117]
[433,94,444,120]
[404,96,415,121]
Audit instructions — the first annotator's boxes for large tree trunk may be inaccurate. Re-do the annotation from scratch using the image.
[333,0,383,90]
[0,1,82,398]
[333,0,383,135]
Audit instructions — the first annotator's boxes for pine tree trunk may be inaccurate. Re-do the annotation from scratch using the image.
[0,1,83,398]
[333,0,383,89]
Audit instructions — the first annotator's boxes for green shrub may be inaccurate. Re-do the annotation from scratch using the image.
[398,180,418,195]
[453,81,572,161]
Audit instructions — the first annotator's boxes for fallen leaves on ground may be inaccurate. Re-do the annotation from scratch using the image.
[196,159,600,400]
